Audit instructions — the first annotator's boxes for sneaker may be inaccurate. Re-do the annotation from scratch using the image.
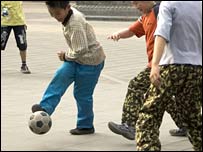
[169,128,187,136]
[70,127,95,135]
[108,121,135,140]
[21,65,31,74]
[31,104,46,113]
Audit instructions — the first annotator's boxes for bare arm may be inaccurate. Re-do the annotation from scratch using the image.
[107,28,134,41]
[152,35,166,66]
[150,35,166,87]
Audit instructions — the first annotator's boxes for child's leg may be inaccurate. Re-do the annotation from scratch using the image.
[39,61,76,115]
[178,66,202,151]
[121,68,150,127]
[74,62,104,129]
[13,25,27,51]
[1,26,12,50]
[13,25,27,63]
[13,25,31,73]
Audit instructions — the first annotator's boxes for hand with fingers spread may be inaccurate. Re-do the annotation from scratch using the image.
[107,32,121,41]
[107,28,134,41]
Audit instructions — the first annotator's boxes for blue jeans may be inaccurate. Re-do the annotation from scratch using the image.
[39,61,104,129]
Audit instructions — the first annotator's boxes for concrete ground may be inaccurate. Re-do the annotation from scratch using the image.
[1,2,193,151]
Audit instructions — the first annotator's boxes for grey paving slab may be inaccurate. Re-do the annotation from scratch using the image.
[1,1,193,151]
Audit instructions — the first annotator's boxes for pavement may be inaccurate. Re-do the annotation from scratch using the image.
[1,2,193,151]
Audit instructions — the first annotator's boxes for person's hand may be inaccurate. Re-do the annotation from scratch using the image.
[150,64,161,87]
[57,51,66,61]
[107,32,121,41]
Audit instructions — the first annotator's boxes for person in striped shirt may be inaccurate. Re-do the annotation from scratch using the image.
[31,1,106,135]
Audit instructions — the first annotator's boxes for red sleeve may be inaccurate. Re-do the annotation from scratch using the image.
[129,18,145,38]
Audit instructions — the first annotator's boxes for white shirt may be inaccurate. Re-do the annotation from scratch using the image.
[155,1,202,66]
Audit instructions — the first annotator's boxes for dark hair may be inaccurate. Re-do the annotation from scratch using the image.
[45,1,70,9]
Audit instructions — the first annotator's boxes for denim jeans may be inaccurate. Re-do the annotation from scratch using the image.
[39,61,104,128]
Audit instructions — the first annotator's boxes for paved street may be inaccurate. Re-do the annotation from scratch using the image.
[1,2,193,151]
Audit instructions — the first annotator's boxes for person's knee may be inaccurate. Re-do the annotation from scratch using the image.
[18,44,27,51]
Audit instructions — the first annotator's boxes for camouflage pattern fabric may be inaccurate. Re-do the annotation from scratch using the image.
[121,67,183,129]
[136,64,202,151]
[121,68,151,127]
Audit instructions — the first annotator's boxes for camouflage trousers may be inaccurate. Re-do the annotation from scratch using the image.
[135,64,202,151]
[121,67,151,127]
[121,67,183,129]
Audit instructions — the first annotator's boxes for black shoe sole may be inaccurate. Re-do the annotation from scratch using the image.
[121,132,135,140]
[70,128,95,135]
[169,129,187,137]
[169,132,187,136]
[108,122,135,140]
[108,122,122,135]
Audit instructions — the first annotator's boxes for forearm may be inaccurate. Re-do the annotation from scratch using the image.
[119,28,134,39]
[150,35,166,87]
[152,35,166,66]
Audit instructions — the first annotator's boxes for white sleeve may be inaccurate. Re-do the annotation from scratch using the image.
[154,1,173,42]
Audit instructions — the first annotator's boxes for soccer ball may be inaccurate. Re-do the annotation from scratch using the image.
[28,111,52,135]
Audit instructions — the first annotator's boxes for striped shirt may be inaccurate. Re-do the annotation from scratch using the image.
[62,7,106,65]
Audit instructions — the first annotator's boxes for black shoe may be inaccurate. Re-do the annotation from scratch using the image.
[31,104,46,113]
[70,127,95,135]
[108,121,135,140]
[169,128,187,136]
[21,65,31,74]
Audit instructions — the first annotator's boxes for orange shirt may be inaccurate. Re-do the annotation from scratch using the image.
[129,9,157,68]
